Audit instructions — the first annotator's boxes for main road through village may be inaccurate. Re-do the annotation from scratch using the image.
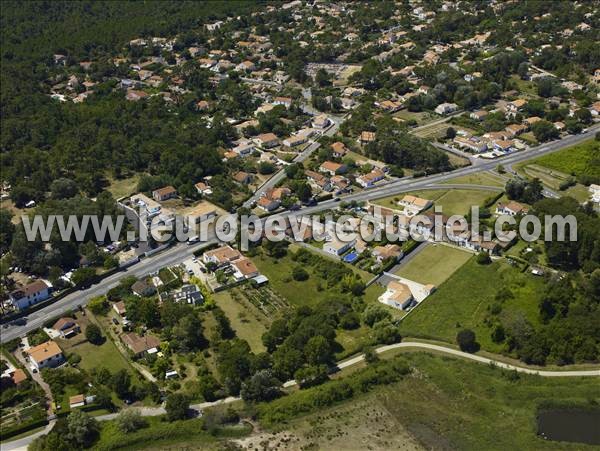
[1,125,599,343]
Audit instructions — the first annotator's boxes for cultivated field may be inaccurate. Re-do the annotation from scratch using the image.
[525,139,600,180]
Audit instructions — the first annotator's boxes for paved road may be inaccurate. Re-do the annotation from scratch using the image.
[2,126,598,343]
[290,125,599,218]
[0,239,217,343]
[243,114,344,208]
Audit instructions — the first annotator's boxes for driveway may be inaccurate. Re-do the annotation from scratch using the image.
[13,346,54,417]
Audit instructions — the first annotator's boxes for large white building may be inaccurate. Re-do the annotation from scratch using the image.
[323,238,356,256]
[9,280,51,311]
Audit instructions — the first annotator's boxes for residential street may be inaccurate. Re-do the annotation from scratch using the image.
[1,125,598,344]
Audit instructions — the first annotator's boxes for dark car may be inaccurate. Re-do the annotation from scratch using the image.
[112,318,119,325]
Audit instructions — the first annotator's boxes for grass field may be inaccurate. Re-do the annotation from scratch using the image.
[447,151,471,168]
[412,121,452,139]
[393,110,432,125]
[214,289,269,353]
[394,244,473,286]
[517,164,592,203]
[67,339,134,375]
[95,415,250,451]
[441,171,506,187]
[401,259,546,352]
[106,174,142,200]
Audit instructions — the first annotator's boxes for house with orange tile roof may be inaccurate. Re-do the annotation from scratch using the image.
[26,341,64,370]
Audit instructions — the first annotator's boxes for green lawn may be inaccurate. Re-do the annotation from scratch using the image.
[67,339,134,375]
[401,259,546,352]
[435,189,501,216]
[395,244,473,286]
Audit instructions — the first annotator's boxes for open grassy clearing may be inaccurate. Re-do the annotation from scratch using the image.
[434,189,501,216]
[447,151,471,167]
[441,171,506,187]
[509,75,540,98]
[393,109,432,125]
[105,174,142,200]
[213,289,270,353]
[66,339,134,375]
[412,121,452,139]
[394,244,473,286]
[0,200,25,224]
[401,259,545,353]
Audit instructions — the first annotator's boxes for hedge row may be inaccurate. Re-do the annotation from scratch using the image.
[258,358,410,425]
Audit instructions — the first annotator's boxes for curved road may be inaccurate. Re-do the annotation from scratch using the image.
[2,341,597,451]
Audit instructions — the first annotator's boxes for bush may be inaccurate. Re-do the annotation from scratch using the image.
[339,312,360,330]
[116,409,147,433]
[88,296,109,315]
[476,252,492,265]
[165,393,189,421]
[292,266,309,281]
[258,358,410,425]
[457,329,479,353]
[85,323,103,345]
[361,305,391,327]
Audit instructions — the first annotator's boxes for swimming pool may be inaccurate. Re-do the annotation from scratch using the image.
[343,252,359,263]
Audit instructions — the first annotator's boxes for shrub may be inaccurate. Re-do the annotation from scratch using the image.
[165,393,189,421]
[85,323,103,345]
[292,266,309,281]
[116,409,147,433]
[476,252,492,265]
[457,329,479,353]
